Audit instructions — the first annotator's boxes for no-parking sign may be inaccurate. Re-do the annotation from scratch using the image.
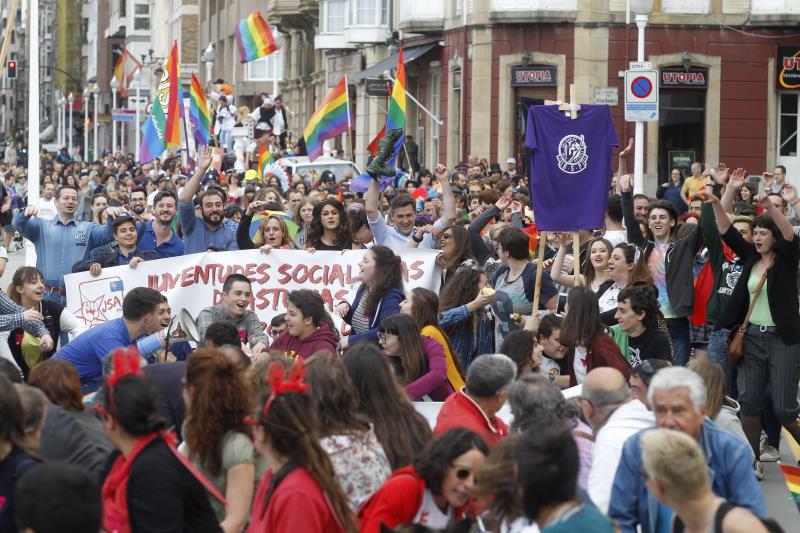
[624,69,659,122]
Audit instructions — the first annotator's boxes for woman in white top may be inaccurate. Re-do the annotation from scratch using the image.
[214,95,237,150]
[600,242,653,325]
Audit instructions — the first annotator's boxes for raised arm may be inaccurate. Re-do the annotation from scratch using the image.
[549,235,582,286]
[619,175,646,246]
[365,178,380,222]
[705,192,732,236]
[179,147,212,204]
[434,164,456,227]
[617,137,633,179]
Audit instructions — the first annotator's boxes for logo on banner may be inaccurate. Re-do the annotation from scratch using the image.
[556,134,588,174]
[73,277,125,327]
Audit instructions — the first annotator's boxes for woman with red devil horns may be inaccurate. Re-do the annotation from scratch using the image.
[96,347,223,533]
[247,361,357,533]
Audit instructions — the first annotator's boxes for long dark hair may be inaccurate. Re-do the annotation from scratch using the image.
[255,386,356,532]
[408,288,464,379]
[582,237,612,288]
[342,344,432,469]
[183,348,252,477]
[614,243,653,286]
[100,375,167,438]
[380,314,427,384]
[364,246,403,317]
[306,199,351,249]
[287,289,339,339]
[304,353,370,436]
[442,225,473,266]
[0,374,37,455]
[439,266,483,311]
[414,428,489,496]
[559,286,604,348]
[8,266,44,305]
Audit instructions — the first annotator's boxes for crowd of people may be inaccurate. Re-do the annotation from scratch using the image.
[0,98,793,533]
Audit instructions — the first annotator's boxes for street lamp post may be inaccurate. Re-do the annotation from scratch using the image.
[92,85,99,161]
[134,70,141,162]
[83,87,89,161]
[631,0,653,194]
[201,43,215,83]
[67,92,74,158]
[54,89,61,146]
[59,95,66,148]
[110,77,118,155]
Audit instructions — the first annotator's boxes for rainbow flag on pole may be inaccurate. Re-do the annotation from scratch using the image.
[139,41,181,163]
[385,48,407,164]
[235,11,279,63]
[189,73,211,146]
[303,77,351,162]
[780,463,800,513]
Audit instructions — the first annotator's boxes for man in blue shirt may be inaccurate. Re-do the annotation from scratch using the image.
[178,148,238,254]
[13,185,116,304]
[53,287,163,392]
[136,190,184,258]
[608,367,764,533]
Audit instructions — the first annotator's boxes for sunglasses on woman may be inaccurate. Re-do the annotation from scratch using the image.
[452,465,475,481]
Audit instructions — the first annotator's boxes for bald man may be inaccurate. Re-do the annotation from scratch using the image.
[580,367,654,513]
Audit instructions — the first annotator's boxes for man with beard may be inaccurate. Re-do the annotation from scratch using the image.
[178,148,238,254]
[126,186,150,220]
[136,191,184,258]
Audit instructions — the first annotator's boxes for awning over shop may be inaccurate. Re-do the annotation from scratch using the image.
[349,43,438,84]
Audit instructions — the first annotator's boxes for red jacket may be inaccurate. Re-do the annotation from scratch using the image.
[248,466,344,533]
[568,331,631,387]
[269,323,338,361]
[433,390,508,447]
[357,466,468,533]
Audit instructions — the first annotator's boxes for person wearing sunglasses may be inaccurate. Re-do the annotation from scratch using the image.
[377,314,453,402]
[358,428,489,532]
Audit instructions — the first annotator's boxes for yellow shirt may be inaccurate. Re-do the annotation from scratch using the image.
[421,325,466,391]
[681,176,706,198]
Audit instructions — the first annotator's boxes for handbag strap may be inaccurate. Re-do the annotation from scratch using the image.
[741,261,772,329]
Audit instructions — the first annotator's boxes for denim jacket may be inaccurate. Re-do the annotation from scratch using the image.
[607,419,764,533]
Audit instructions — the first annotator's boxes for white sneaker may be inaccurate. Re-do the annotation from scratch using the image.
[760,445,781,462]
[753,460,764,481]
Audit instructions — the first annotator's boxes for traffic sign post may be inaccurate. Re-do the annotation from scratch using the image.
[624,69,659,122]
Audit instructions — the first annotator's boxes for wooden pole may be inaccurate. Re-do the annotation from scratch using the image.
[573,232,582,287]
[530,230,548,331]
[0,0,21,82]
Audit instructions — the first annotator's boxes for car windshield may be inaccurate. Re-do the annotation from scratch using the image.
[295,163,358,182]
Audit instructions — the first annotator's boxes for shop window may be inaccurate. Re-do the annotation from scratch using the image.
[658,91,706,180]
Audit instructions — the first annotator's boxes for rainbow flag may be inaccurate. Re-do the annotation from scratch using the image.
[385,48,407,164]
[367,125,386,157]
[235,11,279,63]
[259,147,275,176]
[189,73,211,146]
[780,463,800,512]
[303,77,351,162]
[112,47,142,98]
[140,41,181,163]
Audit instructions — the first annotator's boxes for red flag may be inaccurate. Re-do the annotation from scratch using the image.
[367,125,386,157]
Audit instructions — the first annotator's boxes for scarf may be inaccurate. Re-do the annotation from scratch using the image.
[102,431,227,533]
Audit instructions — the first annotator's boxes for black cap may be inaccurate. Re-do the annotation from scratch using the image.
[320,170,336,182]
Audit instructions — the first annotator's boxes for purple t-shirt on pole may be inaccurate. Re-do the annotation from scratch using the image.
[525,104,619,231]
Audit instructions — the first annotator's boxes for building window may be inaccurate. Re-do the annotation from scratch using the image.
[323,0,346,32]
[753,0,800,13]
[430,72,440,168]
[381,0,389,25]
[246,33,283,82]
[661,0,709,13]
[356,0,376,25]
[134,4,150,31]
[119,0,126,17]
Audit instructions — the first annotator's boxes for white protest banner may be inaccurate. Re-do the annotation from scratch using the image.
[64,248,442,333]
